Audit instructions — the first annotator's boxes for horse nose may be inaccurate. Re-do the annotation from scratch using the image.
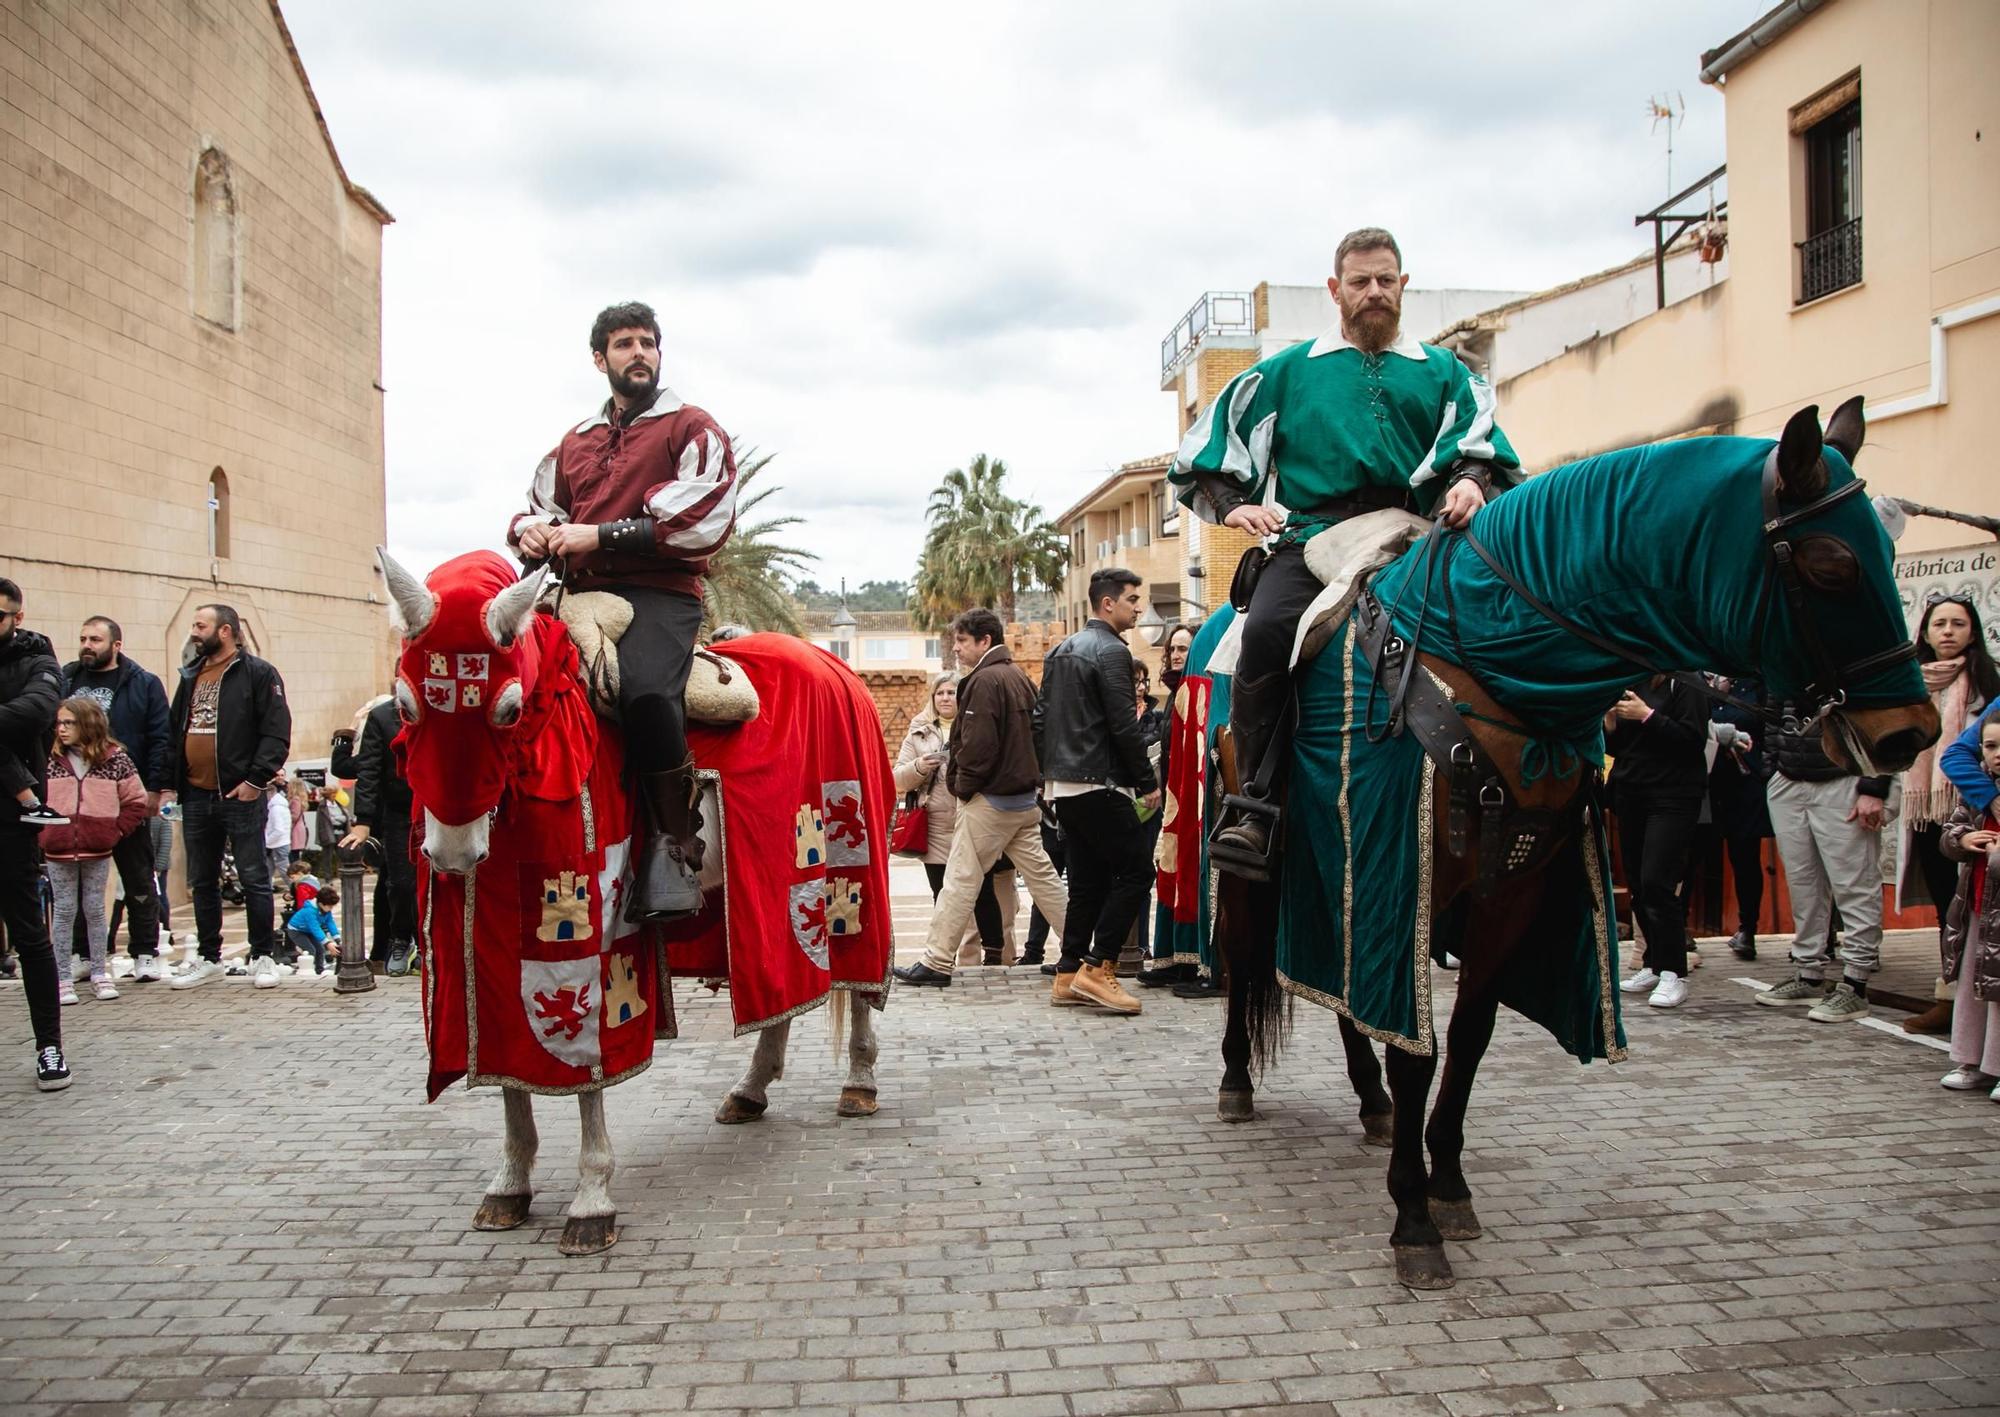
[1867,727,1930,774]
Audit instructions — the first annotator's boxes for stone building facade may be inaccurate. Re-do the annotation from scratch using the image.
[1,0,391,760]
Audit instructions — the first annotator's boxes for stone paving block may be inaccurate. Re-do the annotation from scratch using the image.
[4,942,1999,1416]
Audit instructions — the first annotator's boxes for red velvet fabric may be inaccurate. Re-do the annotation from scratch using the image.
[662,635,895,1032]
[1156,675,1211,924]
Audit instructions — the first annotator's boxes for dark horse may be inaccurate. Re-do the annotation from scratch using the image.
[1211,400,1940,1290]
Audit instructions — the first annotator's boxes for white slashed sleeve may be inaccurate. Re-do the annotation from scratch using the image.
[507,449,569,546]
[642,423,739,559]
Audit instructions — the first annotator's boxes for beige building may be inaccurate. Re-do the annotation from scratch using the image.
[1053,454,1188,663]
[802,608,947,675]
[1,0,391,759]
[1486,0,1998,566]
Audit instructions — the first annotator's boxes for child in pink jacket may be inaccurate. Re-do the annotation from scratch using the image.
[43,697,147,1002]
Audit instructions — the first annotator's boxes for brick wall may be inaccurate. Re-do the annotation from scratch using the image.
[1,0,391,760]
[858,669,932,764]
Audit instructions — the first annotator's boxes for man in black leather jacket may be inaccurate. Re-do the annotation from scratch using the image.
[335,697,418,972]
[1035,568,1158,1014]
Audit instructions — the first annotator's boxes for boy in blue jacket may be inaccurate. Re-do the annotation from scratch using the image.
[284,886,340,978]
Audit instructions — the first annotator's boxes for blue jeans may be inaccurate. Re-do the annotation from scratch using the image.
[287,925,331,974]
[182,788,275,962]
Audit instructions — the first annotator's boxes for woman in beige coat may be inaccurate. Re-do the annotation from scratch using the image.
[895,674,1005,963]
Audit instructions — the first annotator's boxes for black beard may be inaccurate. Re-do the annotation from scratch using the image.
[190,632,223,661]
[608,363,658,404]
[78,648,103,669]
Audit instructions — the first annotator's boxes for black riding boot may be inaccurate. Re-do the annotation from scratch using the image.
[627,758,705,923]
[1209,671,1291,877]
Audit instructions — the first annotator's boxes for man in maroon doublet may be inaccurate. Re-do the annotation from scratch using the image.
[509,302,737,919]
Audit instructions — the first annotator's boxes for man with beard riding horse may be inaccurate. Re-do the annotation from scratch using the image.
[509,301,737,921]
[1171,228,1522,876]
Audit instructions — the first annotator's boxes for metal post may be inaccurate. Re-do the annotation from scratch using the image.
[333,843,376,994]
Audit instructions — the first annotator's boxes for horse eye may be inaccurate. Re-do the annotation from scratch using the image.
[490,682,524,727]
[1792,536,1860,593]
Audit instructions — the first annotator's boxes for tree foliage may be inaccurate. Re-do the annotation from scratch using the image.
[700,446,817,637]
[909,454,1065,631]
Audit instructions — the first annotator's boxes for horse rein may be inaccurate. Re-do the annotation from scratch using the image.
[1448,448,1914,737]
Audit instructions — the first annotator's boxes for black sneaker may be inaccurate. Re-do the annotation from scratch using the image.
[36,1045,71,1092]
[1727,929,1757,961]
[1172,975,1225,999]
[17,803,69,827]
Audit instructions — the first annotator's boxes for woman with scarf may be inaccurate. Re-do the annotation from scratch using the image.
[1139,625,1196,989]
[894,672,1006,965]
[1898,595,2000,1034]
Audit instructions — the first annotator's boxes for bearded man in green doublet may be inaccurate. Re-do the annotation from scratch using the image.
[1169,227,1523,870]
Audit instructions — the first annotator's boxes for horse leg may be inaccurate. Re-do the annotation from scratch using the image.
[1384,1044,1450,1289]
[473,1086,537,1231]
[716,1019,791,1123]
[557,1089,618,1255]
[836,994,881,1118]
[1216,882,1256,1122]
[1339,1016,1394,1147]
[1424,983,1498,1241]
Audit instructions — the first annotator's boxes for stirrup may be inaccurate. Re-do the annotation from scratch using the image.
[1209,791,1282,881]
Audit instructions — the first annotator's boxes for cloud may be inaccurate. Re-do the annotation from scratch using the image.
[279,0,1758,584]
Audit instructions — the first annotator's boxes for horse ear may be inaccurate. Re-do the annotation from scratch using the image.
[1775,405,1827,502]
[486,566,549,649]
[1824,394,1866,465]
[377,547,434,639]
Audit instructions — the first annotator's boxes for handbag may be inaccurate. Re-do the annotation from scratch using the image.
[890,788,930,857]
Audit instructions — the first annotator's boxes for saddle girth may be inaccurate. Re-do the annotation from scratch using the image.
[1355,591,1562,896]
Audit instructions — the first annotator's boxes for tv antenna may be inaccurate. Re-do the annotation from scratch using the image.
[1647,92,1685,197]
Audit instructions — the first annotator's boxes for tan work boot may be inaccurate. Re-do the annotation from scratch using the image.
[1070,960,1141,1015]
[1051,970,1088,1006]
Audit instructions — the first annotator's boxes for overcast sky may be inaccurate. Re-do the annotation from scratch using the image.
[282,1,1761,587]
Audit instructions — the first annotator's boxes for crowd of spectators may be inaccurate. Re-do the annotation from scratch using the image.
[0,580,419,1093]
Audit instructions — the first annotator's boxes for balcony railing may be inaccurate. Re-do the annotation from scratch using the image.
[1798,217,1862,303]
[1160,290,1255,383]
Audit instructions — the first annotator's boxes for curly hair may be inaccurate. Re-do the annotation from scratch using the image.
[589,301,660,356]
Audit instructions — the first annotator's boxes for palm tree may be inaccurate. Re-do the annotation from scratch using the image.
[910,454,1065,630]
[700,446,816,636]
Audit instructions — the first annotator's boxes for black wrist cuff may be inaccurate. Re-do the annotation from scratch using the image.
[599,518,655,555]
[1446,464,1492,493]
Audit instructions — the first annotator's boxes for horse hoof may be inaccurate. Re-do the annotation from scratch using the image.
[1360,1110,1395,1148]
[1393,1243,1455,1291]
[1429,1197,1482,1241]
[1217,1089,1256,1123]
[557,1213,617,1256]
[714,1093,768,1125]
[835,1086,878,1118]
[472,1192,532,1231]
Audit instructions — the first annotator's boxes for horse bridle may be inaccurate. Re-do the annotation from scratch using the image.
[1454,448,1916,738]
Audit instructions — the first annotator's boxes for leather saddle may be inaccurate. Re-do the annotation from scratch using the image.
[550,591,760,726]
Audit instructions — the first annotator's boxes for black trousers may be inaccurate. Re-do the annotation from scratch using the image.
[1617,789,1701,977]
[1025,820,1066,955]
[1054,789,1153,967]
[1910,823,1963,952]
[1232,543,1325,707]
[370,812,418,962]
[924,860,1004,952]
[611,585,704,777]
[0,824,60,1051]
[71,818,159,959]
[182,788,276,962]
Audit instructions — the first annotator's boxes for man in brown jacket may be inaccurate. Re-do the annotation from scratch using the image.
[894,608,1068,987]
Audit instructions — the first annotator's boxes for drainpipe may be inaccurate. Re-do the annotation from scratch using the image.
[1866,295,2000,422]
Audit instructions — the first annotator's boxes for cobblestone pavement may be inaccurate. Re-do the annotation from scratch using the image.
[3,879,1998,1417]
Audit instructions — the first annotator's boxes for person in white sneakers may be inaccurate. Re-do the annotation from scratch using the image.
[42,698,146,1004]
[1606,677,1710,1010]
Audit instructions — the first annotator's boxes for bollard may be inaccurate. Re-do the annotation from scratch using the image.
[333,842,376,994]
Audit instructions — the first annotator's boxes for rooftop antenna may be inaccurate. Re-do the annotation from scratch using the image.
[1647,92,1685,199]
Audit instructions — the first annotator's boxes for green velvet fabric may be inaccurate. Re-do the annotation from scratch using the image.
[1276,434,1920,1063]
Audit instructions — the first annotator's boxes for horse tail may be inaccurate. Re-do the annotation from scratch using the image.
[828,988,848,1062]
[1216,871,1292,1075]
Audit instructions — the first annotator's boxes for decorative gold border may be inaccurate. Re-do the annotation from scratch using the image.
[1282,619,1437,1057]
[732,989,832,1038]
[461,870,478,1079]
[580,781,596,854]
[467,1056,656,1096]
[1581,803,1628,1062]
